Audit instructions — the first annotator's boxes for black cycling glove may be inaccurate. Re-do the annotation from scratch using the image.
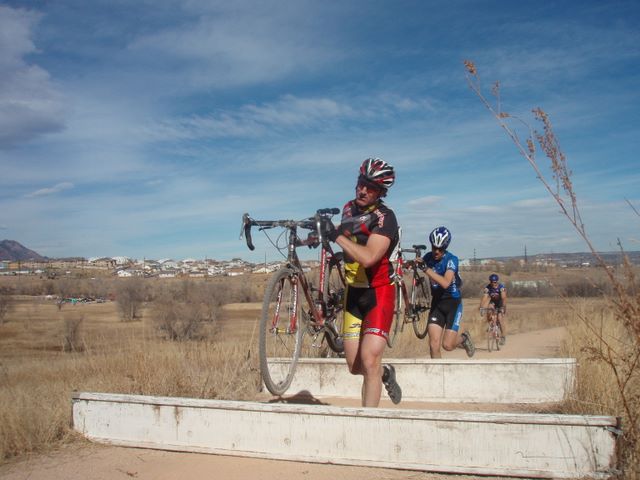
[320,218,339,242]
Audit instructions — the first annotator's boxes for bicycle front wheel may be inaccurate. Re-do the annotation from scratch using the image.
[259,268,304,396]
[487,323,499,353]
[411,275,430,339]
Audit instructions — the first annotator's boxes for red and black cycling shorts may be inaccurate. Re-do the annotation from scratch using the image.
[342,284,395,341]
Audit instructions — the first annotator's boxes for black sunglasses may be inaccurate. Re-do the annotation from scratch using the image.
[356,175,383,193]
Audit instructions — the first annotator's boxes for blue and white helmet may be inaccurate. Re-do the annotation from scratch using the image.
[429,226,451,250]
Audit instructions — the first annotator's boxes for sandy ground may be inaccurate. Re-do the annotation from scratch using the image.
[0,326,566,480]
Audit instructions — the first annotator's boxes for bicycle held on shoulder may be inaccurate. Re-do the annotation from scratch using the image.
[241,209,345,396]
[480,306,504,352]
[388,243,431,347]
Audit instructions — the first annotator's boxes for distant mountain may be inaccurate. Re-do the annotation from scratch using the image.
[482,250,640,266]
[0,240,47,261]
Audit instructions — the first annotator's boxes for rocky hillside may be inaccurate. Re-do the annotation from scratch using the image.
[0,240,46,261]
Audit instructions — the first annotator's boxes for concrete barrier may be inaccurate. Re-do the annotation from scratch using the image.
[269,358,576,403]
[72,391,619,479]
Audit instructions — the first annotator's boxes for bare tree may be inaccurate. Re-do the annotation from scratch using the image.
[115,278,147,321]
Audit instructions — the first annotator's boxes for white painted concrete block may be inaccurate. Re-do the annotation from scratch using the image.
[72,392,618,479]
[272,358,576,403]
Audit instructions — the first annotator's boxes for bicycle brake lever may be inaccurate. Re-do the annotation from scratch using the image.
[241,213,256,251]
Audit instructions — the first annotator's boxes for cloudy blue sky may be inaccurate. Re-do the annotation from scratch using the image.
[1,0,638,263]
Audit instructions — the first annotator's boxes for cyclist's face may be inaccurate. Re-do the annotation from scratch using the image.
[431,245,445,260]
[355,180,382,207]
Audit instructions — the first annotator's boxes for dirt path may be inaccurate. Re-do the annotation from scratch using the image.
[0,326,566,480]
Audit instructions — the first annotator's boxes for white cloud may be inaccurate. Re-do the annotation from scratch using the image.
[406,196,443,210]
[0,6,66,148]
[125,3,341,90]
[25,182,74,198]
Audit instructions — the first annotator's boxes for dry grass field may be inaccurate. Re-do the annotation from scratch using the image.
[0,267,637,476]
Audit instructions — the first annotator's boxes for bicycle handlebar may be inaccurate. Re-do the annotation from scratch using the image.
[480,306,505,315]
[400,245,427,256]
[240,208,340,251]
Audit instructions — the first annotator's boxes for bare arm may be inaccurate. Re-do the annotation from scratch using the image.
[480,293,490,309]
[336,233,390,268]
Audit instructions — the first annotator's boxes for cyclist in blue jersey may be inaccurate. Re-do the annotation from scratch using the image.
[419,226,475,358]
[480,273,507,344]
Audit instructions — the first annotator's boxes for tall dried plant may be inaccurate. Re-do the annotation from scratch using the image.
[0,289,11,324]
[464,60,639,477]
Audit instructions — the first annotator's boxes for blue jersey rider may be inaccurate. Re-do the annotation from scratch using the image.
[420,226,475,359]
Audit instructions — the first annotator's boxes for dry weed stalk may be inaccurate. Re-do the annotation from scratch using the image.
[465,59,639,476]
[0,289,11,324]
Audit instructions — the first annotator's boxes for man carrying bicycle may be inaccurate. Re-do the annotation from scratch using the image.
[419,226,475,359]
[321,158,402,407]
[480,273,507,344]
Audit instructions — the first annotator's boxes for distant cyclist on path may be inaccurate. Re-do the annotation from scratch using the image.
[420,226,475,359]
[321,158,402,407]
[480,273,507,343]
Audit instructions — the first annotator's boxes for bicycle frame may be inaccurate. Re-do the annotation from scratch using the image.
[481,306,503,352]
[389,243,429,345]
[394,247,427,321]
[242,209,345,395]
[241,210,343,332]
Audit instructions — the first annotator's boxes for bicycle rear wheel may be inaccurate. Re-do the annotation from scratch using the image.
[388,282,403,347]
[322,256,345,355]
[259,267,304,396]
[411,275,430,339]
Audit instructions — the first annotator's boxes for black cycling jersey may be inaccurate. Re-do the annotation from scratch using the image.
[339,199,398,288]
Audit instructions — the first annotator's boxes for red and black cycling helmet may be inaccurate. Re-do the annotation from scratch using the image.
[358,157,395,193]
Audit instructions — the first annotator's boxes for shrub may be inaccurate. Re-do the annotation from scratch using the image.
[152,298,205,341]
[62,315,83,352]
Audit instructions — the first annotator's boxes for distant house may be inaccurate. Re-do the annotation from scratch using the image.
[112,256,131,266]
[159,270,178,278]
[160,260,179,270]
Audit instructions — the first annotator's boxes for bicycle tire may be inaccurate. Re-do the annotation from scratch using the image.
[259,267,304,396]
[411,275,430,339]
[487,324,493,352]
[322,257,345,355]
[388,281,403,347]
[487,322,499,353]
